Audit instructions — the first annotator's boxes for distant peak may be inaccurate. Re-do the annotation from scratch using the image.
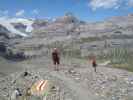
[128,14,133,17]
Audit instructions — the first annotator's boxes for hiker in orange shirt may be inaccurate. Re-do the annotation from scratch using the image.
[92,57,97,72]
[89,55,97,72]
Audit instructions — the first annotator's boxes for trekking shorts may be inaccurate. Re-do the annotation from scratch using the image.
[92,63,97,67]
[53,58,60,65]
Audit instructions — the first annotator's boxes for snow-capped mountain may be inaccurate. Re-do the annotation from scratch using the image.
[0,17,34,37]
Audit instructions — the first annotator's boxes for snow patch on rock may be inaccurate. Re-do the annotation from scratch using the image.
[0,17,34,37]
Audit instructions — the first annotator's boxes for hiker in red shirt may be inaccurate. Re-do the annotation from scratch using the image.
[52,48,60,71]
[92,57,97,72]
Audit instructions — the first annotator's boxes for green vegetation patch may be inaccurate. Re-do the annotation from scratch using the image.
[112,63,133,72]
[79,37,101,43]
[98,48,133,72]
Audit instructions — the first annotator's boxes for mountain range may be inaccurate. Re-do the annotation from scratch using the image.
[0,13,133,59]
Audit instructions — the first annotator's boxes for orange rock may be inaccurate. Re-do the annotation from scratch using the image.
[30,80,52,96]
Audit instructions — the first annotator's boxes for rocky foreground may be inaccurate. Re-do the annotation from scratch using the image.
[0,57,133,100]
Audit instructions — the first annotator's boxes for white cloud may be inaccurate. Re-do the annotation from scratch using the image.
[89,0,120,10]
[16,10,25,16]
[32,9,39,15]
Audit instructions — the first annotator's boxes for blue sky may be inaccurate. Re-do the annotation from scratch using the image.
[0,0,133,21]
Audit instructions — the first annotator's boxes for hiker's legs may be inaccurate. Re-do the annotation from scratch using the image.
[94,67,96,72]
[92,63,97,72]
[56,59,60,71]
[53,60,56,70]
[53,59,57,70]
[54,63,59,71]
[53,58,60,71]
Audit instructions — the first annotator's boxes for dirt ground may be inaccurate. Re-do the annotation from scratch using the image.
[0,56,133,100]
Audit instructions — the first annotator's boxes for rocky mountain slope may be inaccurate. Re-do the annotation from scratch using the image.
[13,13,133,59]
[0,13,133,59]
[0,17,34,59]
[0,17,34,37]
